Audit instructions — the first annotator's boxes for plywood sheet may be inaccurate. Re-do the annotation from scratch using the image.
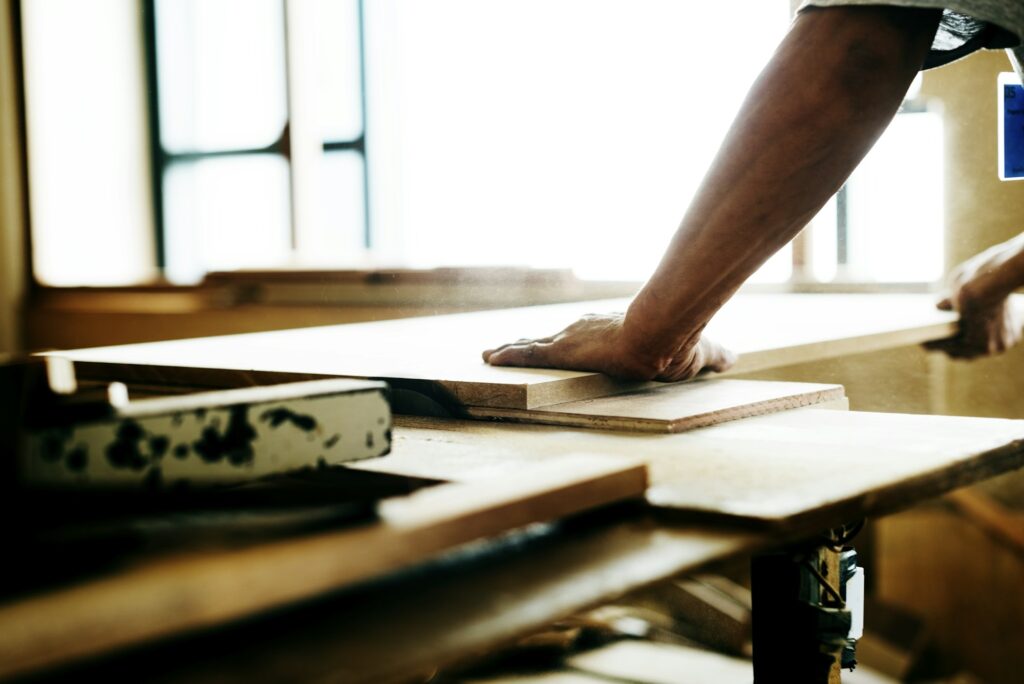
[352,409,1024,529]
[55,294,961,409]
[465,379,846,432]
[0,457,646,680]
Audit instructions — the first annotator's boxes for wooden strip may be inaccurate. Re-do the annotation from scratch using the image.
[0,456,646,680]
[465,379,845,432]
[53,294,961,409]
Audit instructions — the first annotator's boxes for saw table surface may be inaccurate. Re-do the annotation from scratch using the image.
[19,293,1024,683]
[357,409,1024,529]
[57,293,958,409]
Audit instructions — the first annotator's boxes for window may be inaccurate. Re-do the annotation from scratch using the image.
[20,0,944,288]
[152,0,369,283]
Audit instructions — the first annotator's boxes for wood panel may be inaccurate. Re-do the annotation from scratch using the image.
[0,457,646,680]
[54,294,961,409]
[465,379,845,432]
[352,409,1024,529]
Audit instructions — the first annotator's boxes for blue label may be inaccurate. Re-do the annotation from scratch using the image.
[1005,84,1024,180]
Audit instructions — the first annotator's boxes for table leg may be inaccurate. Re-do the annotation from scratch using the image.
[751,541,856,683]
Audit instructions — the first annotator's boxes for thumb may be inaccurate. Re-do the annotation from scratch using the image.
[937,297,953,311]
[700,338,737,373]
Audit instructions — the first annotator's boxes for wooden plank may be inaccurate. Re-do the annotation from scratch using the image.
[465,379,845,432]
[352,410,1024,529]
[0,456,646,680]
[70,521,760,684]
[53,294,961,409]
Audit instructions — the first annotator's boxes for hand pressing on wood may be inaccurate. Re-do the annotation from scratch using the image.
[482,312,736,382]
[925,234,1024,359]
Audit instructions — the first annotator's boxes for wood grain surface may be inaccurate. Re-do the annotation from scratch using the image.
[55,294,960,409]
[0,456,646,680]
[465,379,846,432]
[353,409,1024,529]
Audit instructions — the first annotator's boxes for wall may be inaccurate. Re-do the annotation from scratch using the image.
[0,0,27,356]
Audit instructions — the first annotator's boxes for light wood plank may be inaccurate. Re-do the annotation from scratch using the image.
[54,294,961,409]
[0,456,645,680]
[353,409,1024,529]
[465,379,845,432]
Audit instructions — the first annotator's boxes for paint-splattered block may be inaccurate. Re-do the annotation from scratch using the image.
[22,379,391,489]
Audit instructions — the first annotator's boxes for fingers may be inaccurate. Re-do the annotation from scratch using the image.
[484,341,557,368]
[936,297,953,311]
[699,338,737,373]
[482,336,555,362]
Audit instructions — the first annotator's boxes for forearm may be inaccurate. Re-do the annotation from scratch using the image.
[958,233,1024,306]
[623,6,941,373]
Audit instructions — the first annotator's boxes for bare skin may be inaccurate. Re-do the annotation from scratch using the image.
[925,234,1024,359]
[483,6,942,381]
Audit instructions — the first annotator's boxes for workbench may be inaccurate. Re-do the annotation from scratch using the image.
[5,293,1023,682]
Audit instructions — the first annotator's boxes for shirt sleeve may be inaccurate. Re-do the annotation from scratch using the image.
[798,1,1023,72]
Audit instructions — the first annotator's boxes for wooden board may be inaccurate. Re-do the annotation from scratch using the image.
[0,456,646,680]
[54,294,961,409]
[350,409,1024,529]
[465,379,846,432]
[71,520,759,684]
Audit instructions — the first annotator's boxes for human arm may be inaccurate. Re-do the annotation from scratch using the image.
[484,6,942,380]
[925,234,1024,358]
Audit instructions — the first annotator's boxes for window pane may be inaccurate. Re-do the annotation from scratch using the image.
[845,112,944,282]
[156,0,287,152]
[163,155,292,283]
[316,0,364,141]
[809,195,839,282]
[320,151,367,257]
[365,0,790,280]
[22,0,155,286]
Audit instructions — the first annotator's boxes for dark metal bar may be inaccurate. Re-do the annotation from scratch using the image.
[163,143,291,164]
[322,137,364,153]
[356,0,371,248]
[281,0,298,252]
[141,0,167,270]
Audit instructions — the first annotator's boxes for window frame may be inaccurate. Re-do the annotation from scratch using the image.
[140,0,373,271]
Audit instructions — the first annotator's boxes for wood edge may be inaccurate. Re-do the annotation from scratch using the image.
[722,322,958,376]
[648,435,1024,532]
[0,460,647,679]
[665,386,847,433]
[464,385,847,434]
[523,375,654,410]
